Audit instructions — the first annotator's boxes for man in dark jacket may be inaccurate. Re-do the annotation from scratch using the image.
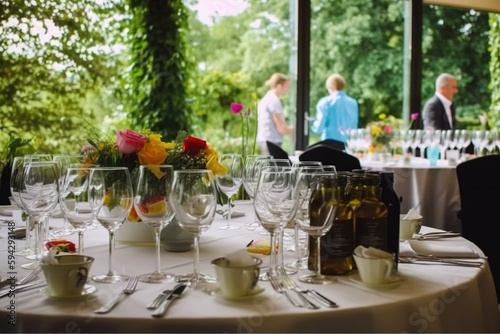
[423,73,459,130]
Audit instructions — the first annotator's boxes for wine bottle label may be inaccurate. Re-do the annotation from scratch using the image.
[356,217,388,251]
[320,219,354,259]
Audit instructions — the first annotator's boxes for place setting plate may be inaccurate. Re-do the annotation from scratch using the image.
[349,273,404,289]
[0,205,18,216]
[212,285,265,302]
[40,284,97,299]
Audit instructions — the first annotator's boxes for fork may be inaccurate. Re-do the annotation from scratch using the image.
[278,268,338,308]
[19,266,42,285]
[268,273,302,308]
[95,275,139,314]
[277,269,319,309]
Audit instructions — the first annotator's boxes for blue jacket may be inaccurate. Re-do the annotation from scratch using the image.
[311,91,359,143]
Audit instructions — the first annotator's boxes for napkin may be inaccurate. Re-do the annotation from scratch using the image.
[403,206,421,220]
[400,240,479,258]
[223,249,256,267]
[41,249,59,265]
[354,245,393,259]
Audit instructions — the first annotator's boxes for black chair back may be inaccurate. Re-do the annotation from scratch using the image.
[266,141,290,161]
[299,145,361,171]
[456,155,500,302]
[308,139,345,152]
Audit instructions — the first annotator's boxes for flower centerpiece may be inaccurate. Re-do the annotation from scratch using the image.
[82,129,226,245]
[366,114,401,154]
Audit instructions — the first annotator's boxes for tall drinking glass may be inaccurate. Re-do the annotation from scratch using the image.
[170,170,217,285]
[242,155,271,230]
[134,165,176,283]
[254,169,299,279]
[59,167,94,254]
[19,161,60,269]
[216,154,243,230]
[89,167,133,283]
[295,171,338,284]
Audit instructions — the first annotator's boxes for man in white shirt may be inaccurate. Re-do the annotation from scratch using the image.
[423,73,459,130]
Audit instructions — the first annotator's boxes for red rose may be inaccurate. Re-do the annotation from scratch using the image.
[183,136,208,157]
[116,129,148,154]
[45,240,77,253]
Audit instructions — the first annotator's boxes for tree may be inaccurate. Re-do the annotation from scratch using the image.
[126,0,192,139]
[489,13,500,127]
[0,0,122,153]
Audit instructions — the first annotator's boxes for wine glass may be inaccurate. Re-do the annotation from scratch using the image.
[52,154,84,237]
[295,171,338,284]
[19,161,60,269]
[134,165,176,283]
[215,154,243,230]
[59,167,94,254]
[89,167,133,283]
[10,156,35,257]
[254,169,299,279]
[170,169,217,285]
[243,155,271,230]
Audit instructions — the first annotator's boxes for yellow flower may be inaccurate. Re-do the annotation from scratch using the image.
[378,113,387,120]
[138,135,170,165]
[205,147,227,176]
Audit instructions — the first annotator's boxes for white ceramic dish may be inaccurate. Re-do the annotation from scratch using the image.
[0,205,17,216]
[40,284,97,298]
[349,273,402,289]
[213,285,264,301]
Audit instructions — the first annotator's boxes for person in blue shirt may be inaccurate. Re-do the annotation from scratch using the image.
[311,74,359,143]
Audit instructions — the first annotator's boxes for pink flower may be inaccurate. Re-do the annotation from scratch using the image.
[383,126,392,134]
[230,103,244,114]
[116,129,147,154]
[81,144,95,154]
[411,113,419,121]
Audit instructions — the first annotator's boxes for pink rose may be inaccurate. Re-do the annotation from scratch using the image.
[116,129,147,154]
[230,103,244,114]
[383,126,392,134]
[411,113,419,121]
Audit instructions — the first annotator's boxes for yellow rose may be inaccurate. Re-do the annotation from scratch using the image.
[205,147,227,176]
[138,135,170,165]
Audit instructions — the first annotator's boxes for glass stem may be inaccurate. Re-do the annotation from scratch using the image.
[227,197,232,228]
[34,218,44,260]
[78,231,84,255]
[314,236,322,277]
[193,235,200,282]
[24,214,32,253]
[108,231,115,276]
[294,220,302,260]
[278,228,284,268]
[269,232,277,275]
[154,227,161,274]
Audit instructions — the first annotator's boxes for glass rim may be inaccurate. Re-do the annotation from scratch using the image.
[174,169,212,174]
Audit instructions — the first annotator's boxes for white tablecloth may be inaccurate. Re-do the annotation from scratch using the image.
[0,201,499,333]
[361,158,461,232]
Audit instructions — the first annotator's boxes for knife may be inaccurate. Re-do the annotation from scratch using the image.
[146,288,174,310]
[151,284,187,318]
[0,281,47,298]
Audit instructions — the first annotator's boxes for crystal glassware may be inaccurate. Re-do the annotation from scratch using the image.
[19,160,60,269]
[295,171,338,284]
[89,167,133,283]
[254,169,299,280]
[134,165,176,283]
[59,167,94,254]
[216,154,243,230]
[170,169,217,285]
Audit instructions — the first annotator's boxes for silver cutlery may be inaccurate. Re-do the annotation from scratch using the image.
[146,288,173,310]
[0,266,42,290]
[278,268,337,308]
[268,273,302,308]
[278,269,319,309]
[0,280,47,298]
[152,284,187,318]
[94,275,139,314]
[417,232,461,240]
[399,256,483,267]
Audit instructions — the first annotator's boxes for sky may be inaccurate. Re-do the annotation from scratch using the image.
[194,0,249,25]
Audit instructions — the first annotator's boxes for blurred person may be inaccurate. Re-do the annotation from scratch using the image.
[311,73,358,143]
[423,73,458,130]
[256,73,294,155]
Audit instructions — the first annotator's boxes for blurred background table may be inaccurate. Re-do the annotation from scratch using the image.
[0,201,498,333]
[361,157,461,232]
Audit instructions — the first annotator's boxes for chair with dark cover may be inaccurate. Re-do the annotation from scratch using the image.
[308,139,346,152]
[266,141,290,161]
[456,155,500,302]
[299,144,361,171]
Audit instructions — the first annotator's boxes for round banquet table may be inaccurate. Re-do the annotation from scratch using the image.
[360,157,461,232]
[0,201,499,333]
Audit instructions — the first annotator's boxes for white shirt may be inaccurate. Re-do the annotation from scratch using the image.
[256,90,284,144]
[435,92,453,129]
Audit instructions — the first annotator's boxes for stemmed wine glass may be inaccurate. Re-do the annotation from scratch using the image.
[295,171,338,284]
[18,160,60,269]
[215,154,243,230]
[10,156,35,257]
[242,155,271,230]
[134,165,176,283]
[59,167,94,254]
[89,167,133,283]
[170,169,217,285]
[254,169,299,279]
